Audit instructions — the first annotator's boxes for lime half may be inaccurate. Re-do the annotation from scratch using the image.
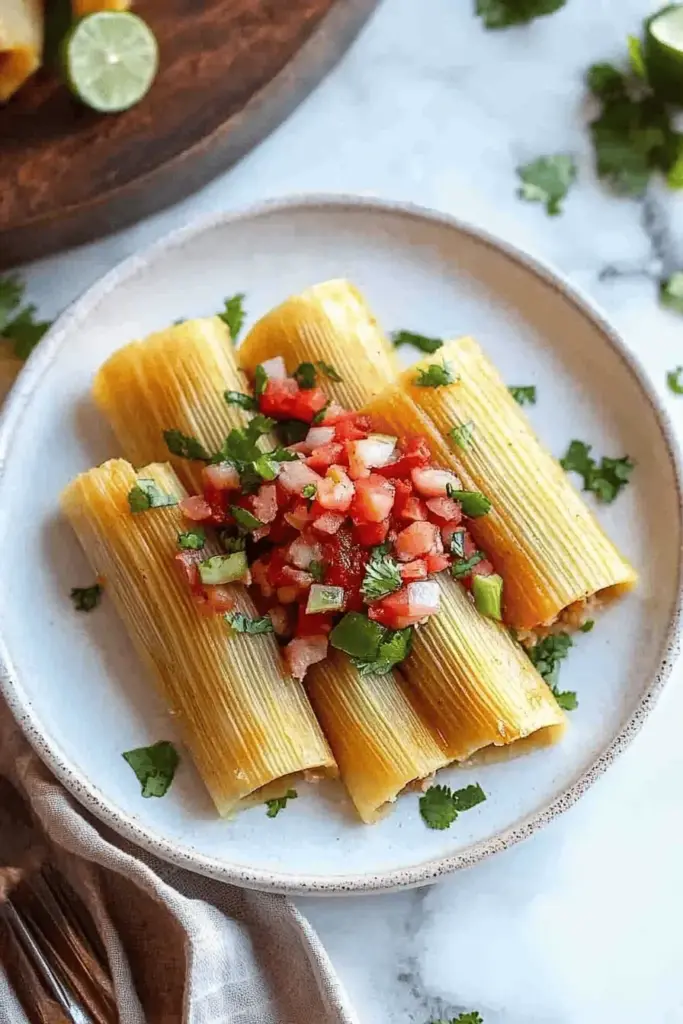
[645,4,683,103]
[64,11,158,114]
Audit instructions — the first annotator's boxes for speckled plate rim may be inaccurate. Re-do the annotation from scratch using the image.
[1,194,682,896]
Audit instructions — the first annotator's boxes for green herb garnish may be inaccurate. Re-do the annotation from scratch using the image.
[526,632,577,709]
[580,619,595,633]
[361,546,402,603]
[266,788,297,817]
[419,782,486,830]
[329,611,386,660]
[220,533,247,553]
[509,385,537,405]
[449,420,475,450]
[430,1014,484,1024]
[218,292,246,342]
[225,390,258,411]
[164,429,212,462]
[253,364,268,399]
[352,627,413,676]
[661,273,683,315]
[451,551,485,580]
[560,440,634,503]
[391,330,444,355]
[445,486,492,518]
[309,560,325,583]
[225,612,274,635]
[230,506,264,532]
[311,401,330,426]
[517,154,576,215]
[70,583,102,612]
[414,360,457,389]
[177,527,205,550]
[316,360,343,382]
[122,741,179,798]
[127,479,178,514]
[587,62,627,100]
[302,483,317,500]
[668,366,683,393]
[476,0,565,29]
[0,274,52,359]
[293,362,317,389]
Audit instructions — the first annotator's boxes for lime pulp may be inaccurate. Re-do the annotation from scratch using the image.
[64,11,159,114]
[645,4,683,103]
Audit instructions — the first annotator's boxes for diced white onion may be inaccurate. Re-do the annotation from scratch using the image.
[354,437,396,469]
[260,356,287,380]
[278,460,322,494]
[288,536,323,570]
[407,580,440,612]
[305,426,336,448]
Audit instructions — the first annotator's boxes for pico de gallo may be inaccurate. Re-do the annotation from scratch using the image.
[166,356,502,681]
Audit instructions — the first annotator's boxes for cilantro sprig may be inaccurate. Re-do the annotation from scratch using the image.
[517,154,576,215]
[430,1014,484,1024]
[391,330,444,355]
[476,0,565,29]
[0,274,52,360]
[449,421,475,450]
[352,627,413,676]
[509,385,536,405]
[164,429,212,462]
[667,367,683,394]
[419,782,486,830]
[661,273,683,315]
[70,583,103,612]
[178,527,206,551]
[361,544,402,603]
[526,632,577,710]
[128,479,178,514]
[225,611,274,635]
[560,440,634,503]
[218,293,246,342]
[122,741,179,798]
[414,360,457,389]
[265,789,297,817]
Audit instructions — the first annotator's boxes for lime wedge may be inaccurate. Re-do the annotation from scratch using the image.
[64,11,158,113]
[645,4,683,102]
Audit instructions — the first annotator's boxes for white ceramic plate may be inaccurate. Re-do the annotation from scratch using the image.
[1,197,681,895]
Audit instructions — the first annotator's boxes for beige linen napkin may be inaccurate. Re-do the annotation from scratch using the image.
[0,700,358,1024]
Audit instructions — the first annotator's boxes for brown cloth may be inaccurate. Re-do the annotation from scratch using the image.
[0,702,359,1024]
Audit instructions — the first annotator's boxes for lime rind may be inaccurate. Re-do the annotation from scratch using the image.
[64,11,159,114]
[645,4,683,103]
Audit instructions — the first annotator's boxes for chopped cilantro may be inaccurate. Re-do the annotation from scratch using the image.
[361,546,402,603]
[446,486,492,518]
[279,420,309,445]
[627,33,646,80]
[661,273,683,315]
[476,0,565,29]
[449,420,475,450]
[311,401,330,426]
[526,632,577,709]
[177,528,205,550]
[302,484,317,500]
[451,551,485,580]
[352,627,413,676]
[316,360,343,382]
[70,583,102,612]
[220,533,246,553]
[0,275,52,360]
[419,782,486,830]
[225,390,257,411]
[517,154,576,215]
[309,560,325,582]
[226,612,274,635]
[0,275,23,327]
[128,479,178,514]
[560,440,634,503]
[293,362,317,389]
[430,1014,484,1024]
[449,528,466,559]
[414,360,457,389]
[122,741,179,798]
[164,429,212,461]
[587,62,627,100]
[668,367,683,394]
[218,292,246,342]
[253,364,268,399]
[509,385,536,405]
[554,689,579,711]
[580,619,595,633]
[265,788,297,817]
[230,506,263,532]
[391,330,444,355]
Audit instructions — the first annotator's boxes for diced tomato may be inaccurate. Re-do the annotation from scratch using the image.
[350,474,395,524]
[323,528,367,612]
[306,442,345,472]
[267,547,290,587]
[312,511,346,535]
[252,524,271,542]
[252,483,278,524]
[470,558,494,580]
[352,520,389,546]
[201,585,236,615]
[400,559,428,582]
[174,550,203,592]
[425,552,451,574]
[285,635,329,680]
[277,586,300,604]
[281,565,314,590]
[368,581,440,630]
[411,467,461,498]
[394,521,440,562]
[290,387,328,424]
[251,557,274,598]
[374,436,431,477]
[202,462,240,492]
[333,415,372,442]
[296,606,334,637]
[399,496,428,522]
[179,495,213,521]
[392,479,413,514]
[284,502,312,532]
[259,377,299,419]
[267,518,297,545]
[317,466,354,512]
[426,497,462,523]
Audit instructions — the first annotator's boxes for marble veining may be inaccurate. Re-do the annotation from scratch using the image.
[15,0,683,1021]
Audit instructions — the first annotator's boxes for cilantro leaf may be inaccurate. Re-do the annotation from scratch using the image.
[253,364,268,399]
[432,1014,484,1024]
[414,360,457,389]
[178,527,205,550]
[230,506,263,532]
[451,551,485,580]
[449,420,475,450]
[391,330,444,355]
[419,782,486,830]
[218,293,246,342]
[70,583,102,612]
[509,385,536,405]
[3,305,51,360]
[526,632,577,708]
[352,627,413,676]
[560,440,634,503]
[554,689,579,711]
[122,741,179,798]
[587,62,627,100]
[220,533,246,553]
[293,362,317,389]
[0,275,23,329]
[128,479,178,514]
[225,390,257,411]
[316,360,343,382]
[589,91,679,197]
[164,429,212,461]
[476,0,565,29]
[361,546,402,603]
[265,788,297,817]
[311,401,330,426]
[302,483,317,500]
[309,559,325,582]
[661,273,683,314]
[580,619,595,633]
[225,611,274,635]
[667,367,683,394]
[445,486,492,518]
[517,154,576,215]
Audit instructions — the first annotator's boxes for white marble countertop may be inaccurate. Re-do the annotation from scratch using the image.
[16,0,683,1021]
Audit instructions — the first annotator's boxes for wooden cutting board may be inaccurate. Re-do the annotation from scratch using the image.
[0,0,380,269]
